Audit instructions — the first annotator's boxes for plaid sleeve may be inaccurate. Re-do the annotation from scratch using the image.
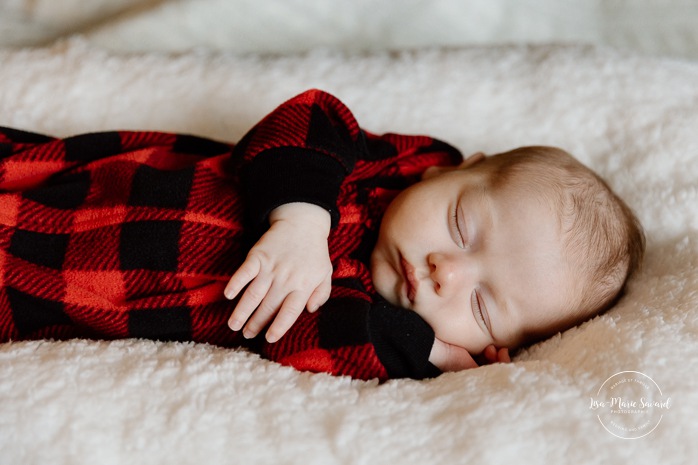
[250,296,440,381]
[235,89,366,232]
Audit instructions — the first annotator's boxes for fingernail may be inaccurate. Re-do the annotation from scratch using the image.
[266,332,278,343]
[229,319,242,331]
[243,329,254,339]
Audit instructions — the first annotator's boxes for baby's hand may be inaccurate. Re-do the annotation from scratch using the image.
[224,203,333,343]
[429,338,510,372]
[480,344,511,365]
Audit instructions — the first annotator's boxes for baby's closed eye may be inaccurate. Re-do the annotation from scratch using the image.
[471,288,492,337]
[449,202,469,249]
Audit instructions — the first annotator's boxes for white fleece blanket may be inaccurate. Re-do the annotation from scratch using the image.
[0,39,697,464]
[4,0,698,60]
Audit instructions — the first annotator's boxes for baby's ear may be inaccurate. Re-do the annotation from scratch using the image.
[422,152,487,180]
[460,152,486,169]
[421,165,448,180]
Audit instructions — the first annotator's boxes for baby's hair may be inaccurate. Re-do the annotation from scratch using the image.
[472,146,645,344]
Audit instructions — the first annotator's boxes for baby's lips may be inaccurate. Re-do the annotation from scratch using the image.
[400,255,419,303]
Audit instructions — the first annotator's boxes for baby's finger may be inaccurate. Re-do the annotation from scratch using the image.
[306,277,332,313]
[265,291,310,343]
[482,345,498,363]
[481,345,510,364]
[240,289,288,339]
[227,274,271,331]
[224,256,261,300]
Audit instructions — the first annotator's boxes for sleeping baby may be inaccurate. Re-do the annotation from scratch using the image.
[0,89,644,380]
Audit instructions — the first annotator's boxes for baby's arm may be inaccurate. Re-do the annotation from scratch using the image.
[224,202,333,342]
[223,89,361,343]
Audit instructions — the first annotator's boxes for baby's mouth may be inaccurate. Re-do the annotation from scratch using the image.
[400,255,419,304]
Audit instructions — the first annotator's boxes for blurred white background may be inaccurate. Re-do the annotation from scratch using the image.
[1,0,698,60]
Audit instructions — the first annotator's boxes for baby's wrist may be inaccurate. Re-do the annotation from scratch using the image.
[269,202,332,236]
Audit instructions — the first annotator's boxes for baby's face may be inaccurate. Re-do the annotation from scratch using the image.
[370,158,578,355]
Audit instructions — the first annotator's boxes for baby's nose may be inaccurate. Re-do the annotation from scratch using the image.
[427,252,471,295]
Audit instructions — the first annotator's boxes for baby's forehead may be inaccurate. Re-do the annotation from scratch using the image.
[480,169,563,215]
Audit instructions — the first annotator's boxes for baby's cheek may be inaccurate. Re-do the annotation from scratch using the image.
[370,257,398,304]
[431,311,491,355]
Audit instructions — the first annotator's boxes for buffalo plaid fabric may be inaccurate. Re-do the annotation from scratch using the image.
[0,89,462,381]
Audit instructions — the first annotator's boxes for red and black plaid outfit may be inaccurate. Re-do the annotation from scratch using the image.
[0,90,462,381]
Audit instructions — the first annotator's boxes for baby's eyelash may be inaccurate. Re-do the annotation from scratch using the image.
[471,290,483,321]
[471,289,490,335]
[450,207,466,248]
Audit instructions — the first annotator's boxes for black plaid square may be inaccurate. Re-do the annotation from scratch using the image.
[0,127,54,144]
[173,134,230,156]
[7,286,71,336]
[307,103,356,163]
[318,298,371,348]
[128,306,192,342]
[128,165,194,210]
[64,132,122,162]
[0,142,11,160]
[120,220,182,271]
[9,229,70,269]
[22,171,91,209]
